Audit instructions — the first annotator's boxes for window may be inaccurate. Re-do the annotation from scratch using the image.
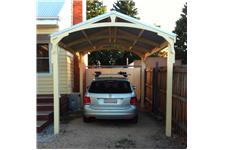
[88,80,132,93]
[37,43,50,73]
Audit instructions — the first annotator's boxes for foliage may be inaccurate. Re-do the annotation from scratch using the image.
[87,0,106,20]
[88,50,140,66]
[111,0,139,19]
[173,3,187,64]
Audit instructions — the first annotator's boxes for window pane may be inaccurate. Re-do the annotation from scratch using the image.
[37,44,49,57]
[88,80,132,93]
[37,59,49,73]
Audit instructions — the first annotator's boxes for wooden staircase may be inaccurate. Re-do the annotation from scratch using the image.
[37,95,53,133]
[37,94,69,133]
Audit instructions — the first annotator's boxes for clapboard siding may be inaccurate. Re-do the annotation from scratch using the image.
[37,48,74,94]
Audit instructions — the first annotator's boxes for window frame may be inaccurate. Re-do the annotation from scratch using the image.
[37,43,52,76]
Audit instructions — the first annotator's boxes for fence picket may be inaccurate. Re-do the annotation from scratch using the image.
[144,66,187,135]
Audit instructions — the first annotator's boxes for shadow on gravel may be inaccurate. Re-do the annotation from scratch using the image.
[60,111,83,124]
[89,119,137,128]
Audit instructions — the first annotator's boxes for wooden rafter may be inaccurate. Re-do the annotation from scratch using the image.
[67,29,107,47]
[75,39,147,55]
[67,34,156,48]
[81,30,95,50]
[144,41,168,58]
[118,29,159,47]
[129,29,144,50]
[58,42,75,53]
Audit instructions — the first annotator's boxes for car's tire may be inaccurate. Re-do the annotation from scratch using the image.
[83,116,91,123]
[131,115,138,124]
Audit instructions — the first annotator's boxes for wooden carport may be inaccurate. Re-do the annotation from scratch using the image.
[50,11,176,136]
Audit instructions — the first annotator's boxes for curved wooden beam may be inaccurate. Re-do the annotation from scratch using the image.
[143,41,168,59]
[66,29,108,47]
[74,38,148,54]
[82,45,144,59]
[66,28,160,48]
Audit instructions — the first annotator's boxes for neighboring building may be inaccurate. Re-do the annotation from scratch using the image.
[36,0,85,132]
[129,57,182,69]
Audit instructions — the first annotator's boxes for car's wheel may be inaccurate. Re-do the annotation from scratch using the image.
[83,116,91,123]
[131,115,138,124]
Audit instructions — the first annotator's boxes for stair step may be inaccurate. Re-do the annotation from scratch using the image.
[37,96,53,103]
[37,121,47,128]
[37,103,53,106]
[37,103,53,111]
[37,120,51,133]
[37,111,53,120]
[37,111,53,115]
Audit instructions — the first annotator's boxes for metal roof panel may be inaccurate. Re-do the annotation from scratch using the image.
[37,0,64,18]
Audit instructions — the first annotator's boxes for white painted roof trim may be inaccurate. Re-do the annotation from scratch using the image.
[37,19,59,25]
[51,11,176,40]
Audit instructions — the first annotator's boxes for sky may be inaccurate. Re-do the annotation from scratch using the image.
[102,0,187,32]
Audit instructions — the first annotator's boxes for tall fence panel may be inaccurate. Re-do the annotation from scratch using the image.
[144,69,154,112]
[145,66,187,135]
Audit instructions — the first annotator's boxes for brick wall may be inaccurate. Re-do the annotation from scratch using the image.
[72,0,83,92]
[73,0,83,24]
[73,55,80,92]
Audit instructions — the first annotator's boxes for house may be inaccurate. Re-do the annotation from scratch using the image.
[130,57,182,69]
[37,0,85,132]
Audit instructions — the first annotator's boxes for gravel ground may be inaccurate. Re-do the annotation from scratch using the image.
[37,111,186,149]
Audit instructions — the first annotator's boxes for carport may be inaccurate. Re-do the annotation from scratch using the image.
[50,11,176,136]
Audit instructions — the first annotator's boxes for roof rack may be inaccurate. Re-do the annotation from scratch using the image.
[94,71,130,78]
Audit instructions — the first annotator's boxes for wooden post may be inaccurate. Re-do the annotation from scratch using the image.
[165,42,175,137]
[51,42,60,134]
[140,58,146,108]
[79,53,84,102]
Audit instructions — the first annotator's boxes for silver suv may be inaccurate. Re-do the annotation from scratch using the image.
[83,72,138,123]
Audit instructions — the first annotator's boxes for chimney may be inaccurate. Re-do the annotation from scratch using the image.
[73,0,83,24]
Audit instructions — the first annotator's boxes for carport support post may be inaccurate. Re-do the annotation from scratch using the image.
[140,58,146,108]
[165,42,175,137]
[79,53,84,101]
[51,40,60,134]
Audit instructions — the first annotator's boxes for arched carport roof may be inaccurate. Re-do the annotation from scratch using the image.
[50,11,176,137]
[51,11,176,58]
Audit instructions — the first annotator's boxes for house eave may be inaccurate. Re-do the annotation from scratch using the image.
[37,19,59,26]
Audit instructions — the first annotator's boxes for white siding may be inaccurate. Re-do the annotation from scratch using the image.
[37,48,74,94]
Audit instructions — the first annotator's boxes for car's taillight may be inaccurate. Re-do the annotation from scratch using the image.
[130,97,137,105]
[83,96,91,104]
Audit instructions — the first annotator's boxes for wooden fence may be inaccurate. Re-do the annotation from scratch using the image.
[145,66,187,135]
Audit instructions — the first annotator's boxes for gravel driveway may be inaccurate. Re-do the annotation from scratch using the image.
[37,111,186,149]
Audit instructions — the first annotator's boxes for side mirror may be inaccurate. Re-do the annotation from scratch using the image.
[132,85,136,90]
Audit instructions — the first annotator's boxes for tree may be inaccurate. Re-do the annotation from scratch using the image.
[87,0,106,20]
[88,50,140,65]
[111,0,139,19]
[106,0,141,65]
[87,0,141,65]
[173,3,187,64]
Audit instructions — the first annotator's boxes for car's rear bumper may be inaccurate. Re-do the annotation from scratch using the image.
[83,105,138,119]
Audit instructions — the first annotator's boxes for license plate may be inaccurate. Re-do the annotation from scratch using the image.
[104,99,117,103]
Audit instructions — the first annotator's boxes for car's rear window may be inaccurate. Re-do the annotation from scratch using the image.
[88,80,132,93]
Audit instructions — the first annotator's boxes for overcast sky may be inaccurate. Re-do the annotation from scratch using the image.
[102,0,187,32]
